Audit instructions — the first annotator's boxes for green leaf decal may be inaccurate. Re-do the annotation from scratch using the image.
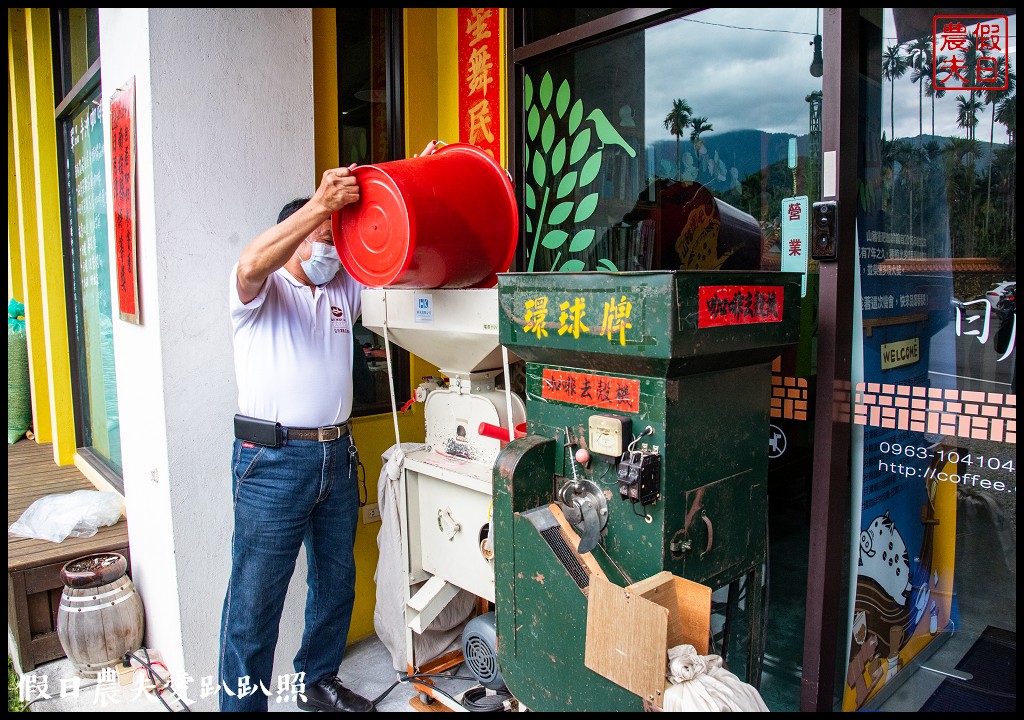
[548,201,573,225]
[568,99,584,134]
[556,80,570,118]
[525,183,536,210]
[560,259,586,272]
[539,72,553,110]
[524,74,533,108]
[556,171,577,199]
[551,138,566,175]
[526,217,533,233]
[579,152,602,186]
[574,192,599,222]
[570,128,592,165]
[527,106,540,141]
[541,230,569,250]
[597,258,619,272]
[541,114,554,153]
[568,228,596,253]
[531,149,547,186]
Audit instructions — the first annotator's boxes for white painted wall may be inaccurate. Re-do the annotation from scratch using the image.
[99,8,318,709]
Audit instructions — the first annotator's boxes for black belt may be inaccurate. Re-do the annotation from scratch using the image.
[286,423,351,442]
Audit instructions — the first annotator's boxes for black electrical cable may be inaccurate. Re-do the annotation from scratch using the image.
[20,648,189,715]
[125,650,191,712]
[461,686,511,712]
[370,670,509,712]
[357,458,368,506]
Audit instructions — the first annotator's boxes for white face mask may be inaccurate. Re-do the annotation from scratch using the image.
[299,239,341,286]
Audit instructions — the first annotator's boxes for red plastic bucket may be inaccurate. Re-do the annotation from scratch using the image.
[332,143,518,288]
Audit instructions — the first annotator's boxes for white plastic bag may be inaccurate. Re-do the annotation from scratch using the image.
[8,490,124,543]
[662,644,770,712]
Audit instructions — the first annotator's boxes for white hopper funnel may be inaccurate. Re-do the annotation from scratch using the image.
[360,288,516,375]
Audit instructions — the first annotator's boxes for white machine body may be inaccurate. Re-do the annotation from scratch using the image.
[361,287,524,665]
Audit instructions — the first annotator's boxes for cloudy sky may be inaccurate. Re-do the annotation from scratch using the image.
[640,9,1015,145]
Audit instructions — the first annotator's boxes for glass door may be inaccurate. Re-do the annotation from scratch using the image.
[844,8,1016,712]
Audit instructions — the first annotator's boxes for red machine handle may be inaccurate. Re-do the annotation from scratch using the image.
[478,422,526,442]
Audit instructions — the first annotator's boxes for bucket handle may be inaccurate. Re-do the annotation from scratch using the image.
[416,139,448,157]
[427,140,514,186]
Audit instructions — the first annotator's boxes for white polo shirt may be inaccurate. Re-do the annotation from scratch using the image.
[229,263,363,428]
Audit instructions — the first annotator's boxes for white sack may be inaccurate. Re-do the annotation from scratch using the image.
[661,644,770,712]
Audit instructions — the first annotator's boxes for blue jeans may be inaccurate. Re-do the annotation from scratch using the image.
[218,436,359,712]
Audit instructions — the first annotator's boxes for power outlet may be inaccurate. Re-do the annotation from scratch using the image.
[362,503,381,524]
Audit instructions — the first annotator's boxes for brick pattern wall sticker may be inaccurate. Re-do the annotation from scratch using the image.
[853,384,1016,444]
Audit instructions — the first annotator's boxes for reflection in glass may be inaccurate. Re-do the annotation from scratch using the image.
[520,9,824,278]
[517,9,824,711]
[66,90,121,474]
[846,9,1015,712]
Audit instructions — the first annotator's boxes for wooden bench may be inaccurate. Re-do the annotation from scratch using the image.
[7,440,130,673]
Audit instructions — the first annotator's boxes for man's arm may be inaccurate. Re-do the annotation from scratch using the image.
[235,164,360,304]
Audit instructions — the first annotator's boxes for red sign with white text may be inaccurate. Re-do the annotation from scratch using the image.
[458,8,501,160]
[698,286,784,328]
[541,369,639,413]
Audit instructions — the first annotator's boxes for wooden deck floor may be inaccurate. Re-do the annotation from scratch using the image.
[7,439,130,672]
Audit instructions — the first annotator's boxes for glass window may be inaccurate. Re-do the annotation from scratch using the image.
[63,89,121,475]
[523,8,627,44]
[52,9,122,483]
[519,10,825,277]
[53,8,100,99]
[337,8,412,417]
[845,8,1016,712]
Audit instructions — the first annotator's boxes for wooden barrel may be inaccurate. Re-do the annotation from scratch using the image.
[57,554,145,678]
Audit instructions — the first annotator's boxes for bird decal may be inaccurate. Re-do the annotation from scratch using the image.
[586,108,636,158]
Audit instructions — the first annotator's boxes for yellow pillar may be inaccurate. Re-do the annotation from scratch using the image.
[8,86,24,300]
[25,8,76,465]
[8,8,52,445]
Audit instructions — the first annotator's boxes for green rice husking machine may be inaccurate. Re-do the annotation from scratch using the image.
[492,269,801,711]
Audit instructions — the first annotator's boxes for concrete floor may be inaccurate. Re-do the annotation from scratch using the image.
[12,477,1013,714]
[13,609,1012,713]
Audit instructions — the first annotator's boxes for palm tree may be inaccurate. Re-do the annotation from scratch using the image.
[951,34,990,142]
[994,92,1016,245]
[995,93,1015,147]
[689,116,714,181]
[923,55,948,139]
[663,98,693,181]
[955,94,984,139]
[983,61,1015,236]
[882,44,910,139]
[943,137,982,256]
[906,37,931,139]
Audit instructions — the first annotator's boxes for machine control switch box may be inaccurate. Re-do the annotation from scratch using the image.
[617,450,660,505]
[589,414,632,462]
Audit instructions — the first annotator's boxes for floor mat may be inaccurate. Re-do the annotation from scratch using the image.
[919,625,1016,712]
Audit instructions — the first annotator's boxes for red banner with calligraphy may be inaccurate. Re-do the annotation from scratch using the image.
[698,285,784,328]
[457,8,501,160]
[541,369,640,413]
[110,77,140,324]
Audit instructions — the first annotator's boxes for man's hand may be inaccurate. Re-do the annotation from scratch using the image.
[414,140,441,158]
[236,163,362,304]
[310,163,361,216]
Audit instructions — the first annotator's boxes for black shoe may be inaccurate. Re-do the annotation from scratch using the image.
[297,675,376,712]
